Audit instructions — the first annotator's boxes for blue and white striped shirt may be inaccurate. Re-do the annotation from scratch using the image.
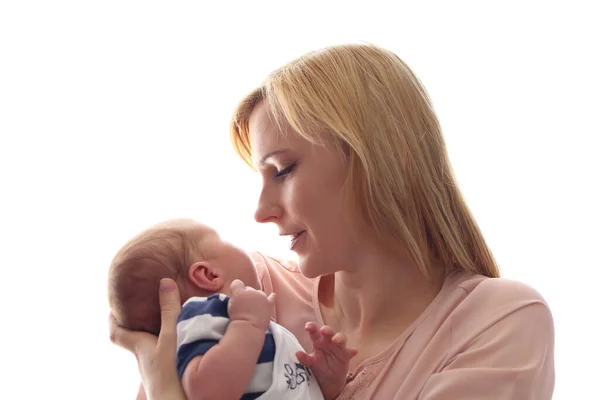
[176,294,276,400]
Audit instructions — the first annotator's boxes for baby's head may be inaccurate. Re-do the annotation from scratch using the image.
[108,218,259,335]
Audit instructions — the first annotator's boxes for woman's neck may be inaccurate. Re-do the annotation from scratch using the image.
[319,248,445,341]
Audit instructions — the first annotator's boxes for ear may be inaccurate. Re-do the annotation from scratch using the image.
[188,261,225,293]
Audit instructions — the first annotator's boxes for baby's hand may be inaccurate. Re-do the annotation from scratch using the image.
[227,279,274,331]
[296,322,358,400]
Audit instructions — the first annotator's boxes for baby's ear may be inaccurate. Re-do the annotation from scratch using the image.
[188,261,224,292]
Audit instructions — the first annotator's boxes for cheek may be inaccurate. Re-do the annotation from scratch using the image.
[287,175,347,223]
[234,252,259,286]
[280,179,306,214]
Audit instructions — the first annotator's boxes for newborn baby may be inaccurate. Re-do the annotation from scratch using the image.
[108,218,355,400]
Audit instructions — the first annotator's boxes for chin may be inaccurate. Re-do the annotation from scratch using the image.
[297,255,329,279]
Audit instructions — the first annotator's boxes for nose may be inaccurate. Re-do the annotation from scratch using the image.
[254,183,282,224]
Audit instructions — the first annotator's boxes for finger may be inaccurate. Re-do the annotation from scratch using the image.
[320,325,336,339]
[109,312,137,352]
[348,347,359,358]
[229,279,245,296]
[296,351,316,369]
[266,293,276,320]
[305,321,318,332]
[333,332,358,356]
[305,322,322,343]
[327,343,356,362]
[331,331,347,347]
[109,312,156,357]
[157,278,182,353]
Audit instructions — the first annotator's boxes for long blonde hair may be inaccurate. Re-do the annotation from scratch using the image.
[231,43,500,279]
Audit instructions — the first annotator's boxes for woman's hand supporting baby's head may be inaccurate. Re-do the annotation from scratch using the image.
[109,278,187,400]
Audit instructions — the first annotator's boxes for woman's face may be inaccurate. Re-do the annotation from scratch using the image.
[248,101,359,278]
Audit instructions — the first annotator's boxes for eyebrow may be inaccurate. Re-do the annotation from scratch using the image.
[258,149,290,167]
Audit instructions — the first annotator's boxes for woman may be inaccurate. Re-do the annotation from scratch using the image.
[110,43,555,399]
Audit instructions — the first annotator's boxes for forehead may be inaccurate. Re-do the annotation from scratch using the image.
[248,102,301,165]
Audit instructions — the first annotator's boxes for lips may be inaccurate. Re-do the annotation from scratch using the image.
[289,231,305,250]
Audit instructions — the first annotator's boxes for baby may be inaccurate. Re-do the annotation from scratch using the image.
[108,219,355,400]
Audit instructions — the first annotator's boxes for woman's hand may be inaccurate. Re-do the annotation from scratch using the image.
[109,278,187,400]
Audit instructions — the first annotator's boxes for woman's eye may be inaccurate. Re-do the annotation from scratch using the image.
[275,163,297,179]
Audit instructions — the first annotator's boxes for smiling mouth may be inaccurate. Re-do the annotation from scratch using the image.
[289,231,305,249]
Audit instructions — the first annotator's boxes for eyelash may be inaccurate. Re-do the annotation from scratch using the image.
[275,163,297,180]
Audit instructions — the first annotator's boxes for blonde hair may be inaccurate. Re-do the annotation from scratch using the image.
[231,43,500,279]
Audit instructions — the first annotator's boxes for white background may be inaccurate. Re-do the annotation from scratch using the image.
[1,1,598,399]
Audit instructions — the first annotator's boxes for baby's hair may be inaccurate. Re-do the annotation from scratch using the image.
[108,220,206,335]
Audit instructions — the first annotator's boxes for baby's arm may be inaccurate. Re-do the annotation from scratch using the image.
[180,281,274,400]
[181,322,267,400]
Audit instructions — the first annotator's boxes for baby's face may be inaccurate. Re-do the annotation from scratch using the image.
[210,238,261,293]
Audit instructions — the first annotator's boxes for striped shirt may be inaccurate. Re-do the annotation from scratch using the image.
[176,294,276,399]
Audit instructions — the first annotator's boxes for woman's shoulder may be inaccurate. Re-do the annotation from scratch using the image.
[445,272,554,344]
[367,274,555,399]
[454,272,551,313]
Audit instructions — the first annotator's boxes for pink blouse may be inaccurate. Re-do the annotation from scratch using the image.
[252,252,555,399]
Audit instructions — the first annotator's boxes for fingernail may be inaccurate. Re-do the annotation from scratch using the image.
[160,279,175,292]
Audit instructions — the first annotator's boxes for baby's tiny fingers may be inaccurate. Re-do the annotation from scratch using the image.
[306,322,322,343]
[305,321,319,332]
[229,279,246,295]
[319,325,336,339]
[332,332,347,346]
[347,347,359,358]
[296,351,316,369]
